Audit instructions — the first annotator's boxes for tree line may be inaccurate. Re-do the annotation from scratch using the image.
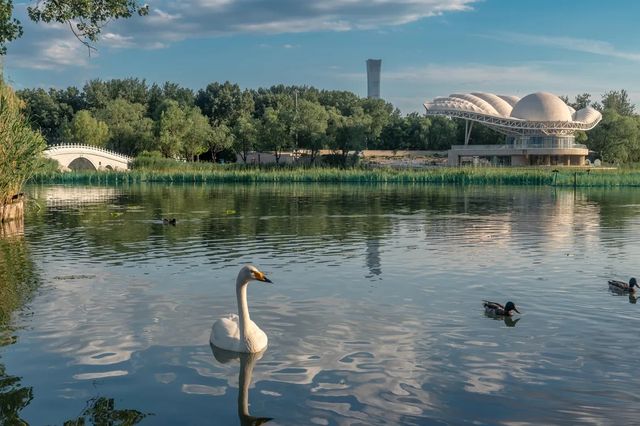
[16,79,472,164]
[16,79,640,164]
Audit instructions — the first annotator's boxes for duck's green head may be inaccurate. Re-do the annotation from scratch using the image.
[630,278,638,288]
[505,301,520,314]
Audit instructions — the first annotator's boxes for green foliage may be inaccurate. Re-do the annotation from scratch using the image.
[295,99,329,162]
[232,113,258,163]
[26,1,148,49]
[0,0,21,55]
[156,100,187,158]
[15,88,75,143]
[0,83,46,204]
[209,123,234,161]
[182,106,212,161]
[62,110,109,147]
[259,102,293,163]
[195,81,254,126]
[597,90,635,116]
[587,110,640,163]
[95,98,153,155]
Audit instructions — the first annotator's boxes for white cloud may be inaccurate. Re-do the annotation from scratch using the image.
[492,32,640,62]
[6,0,480,70]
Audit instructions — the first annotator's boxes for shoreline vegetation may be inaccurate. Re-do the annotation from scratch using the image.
[29,159,640,187]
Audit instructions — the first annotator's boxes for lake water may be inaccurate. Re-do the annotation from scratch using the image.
[2,183,640,425]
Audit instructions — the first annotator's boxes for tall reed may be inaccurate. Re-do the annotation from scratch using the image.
[29,165,640,186]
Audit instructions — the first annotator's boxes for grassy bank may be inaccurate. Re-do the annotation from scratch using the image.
[29,165,640,186]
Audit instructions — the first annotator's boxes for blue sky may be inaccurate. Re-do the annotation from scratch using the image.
[5,0,640,113]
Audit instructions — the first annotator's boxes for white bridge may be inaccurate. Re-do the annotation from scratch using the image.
[44,144,132,171]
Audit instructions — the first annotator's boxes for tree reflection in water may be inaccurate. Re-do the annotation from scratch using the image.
[211,344,272,426]
[62,396,149,426]
[0,221,36,424]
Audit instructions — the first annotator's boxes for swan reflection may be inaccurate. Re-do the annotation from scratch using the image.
[211,344,272,426]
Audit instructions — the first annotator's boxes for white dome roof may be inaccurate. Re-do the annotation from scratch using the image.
[510,92,572,121]
[573,106,602,124]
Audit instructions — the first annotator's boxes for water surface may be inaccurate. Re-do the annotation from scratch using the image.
[1,183,640,425]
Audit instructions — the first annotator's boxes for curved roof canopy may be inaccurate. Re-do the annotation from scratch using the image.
[424,91,602,136]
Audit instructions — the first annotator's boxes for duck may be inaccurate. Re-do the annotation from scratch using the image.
[483,300,520,316]
[608,277,638,294]
[162,218,177,225]
[210,265,272,353]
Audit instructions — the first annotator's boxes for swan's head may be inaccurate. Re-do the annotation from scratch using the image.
[239,265,272,284]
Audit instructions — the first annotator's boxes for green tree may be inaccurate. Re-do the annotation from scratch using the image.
[209,123,234,162]
[595,90,635,116]
[259,105,292,164]
[232,113,258,163]
[20,1,148,52]
[428,116,458,150]
[403,113,431,149]
[16,88,74,143]
[182,107,212,161]
[156,100,187,159]
[327,107,368,165]
[0,1,21,54]
[94,98,153,155]
[195,82,254,126]
[587,110,640,163]
[295,99,329,163]
[62,110,109,147]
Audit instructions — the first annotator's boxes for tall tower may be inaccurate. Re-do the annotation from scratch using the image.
[366,59,381,99]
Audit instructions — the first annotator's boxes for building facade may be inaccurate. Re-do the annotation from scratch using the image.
[423,92,602,166]
[366,59,381,99]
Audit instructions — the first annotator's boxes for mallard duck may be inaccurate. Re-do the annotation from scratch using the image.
[483,300,520,316]
[608,277,638,293]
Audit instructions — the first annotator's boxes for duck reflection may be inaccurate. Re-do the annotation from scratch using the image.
[210,344,272,426]
[483,312,521,327]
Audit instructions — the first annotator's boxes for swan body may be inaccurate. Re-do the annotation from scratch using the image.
[608,278,638,294]
[483,300,520,316]
[211,265,272,353]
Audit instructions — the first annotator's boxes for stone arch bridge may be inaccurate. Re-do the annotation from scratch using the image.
[44,144,132,171]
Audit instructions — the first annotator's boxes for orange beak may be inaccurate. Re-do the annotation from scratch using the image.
[254,271,272,283]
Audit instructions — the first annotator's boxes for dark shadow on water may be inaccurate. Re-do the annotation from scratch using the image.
[211,344,272,426]
[62,396,150,425]
[0,233,38,424]
[484,312,521,327]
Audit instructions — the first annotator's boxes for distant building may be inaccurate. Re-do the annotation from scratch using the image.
[366,59,381,99]
[424,92,602,166]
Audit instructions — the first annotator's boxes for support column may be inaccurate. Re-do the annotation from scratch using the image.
[464,120,473,145]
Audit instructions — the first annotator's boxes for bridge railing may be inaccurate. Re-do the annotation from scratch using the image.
[45,144,133,162]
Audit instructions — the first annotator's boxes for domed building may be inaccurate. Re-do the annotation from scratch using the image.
[423,92,602,166]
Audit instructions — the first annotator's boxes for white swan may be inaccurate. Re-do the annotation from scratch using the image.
[210,265,272,353]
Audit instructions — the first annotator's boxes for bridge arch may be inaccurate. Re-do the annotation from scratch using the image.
[44,144,132,171]
[68,157,98,171]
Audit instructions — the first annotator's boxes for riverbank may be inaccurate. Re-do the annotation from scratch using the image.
[28,166,640,186]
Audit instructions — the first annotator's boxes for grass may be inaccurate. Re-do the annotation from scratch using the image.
[28,164,640,187]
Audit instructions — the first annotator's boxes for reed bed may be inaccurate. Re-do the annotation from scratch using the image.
[29,166,640,186]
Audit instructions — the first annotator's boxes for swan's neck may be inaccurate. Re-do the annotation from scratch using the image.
[236,278,250,339]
